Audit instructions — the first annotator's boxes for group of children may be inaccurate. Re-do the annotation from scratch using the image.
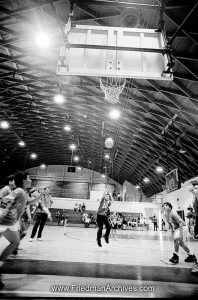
[0,175,198,291]
[0,172,52,290]
[95,187,198,274]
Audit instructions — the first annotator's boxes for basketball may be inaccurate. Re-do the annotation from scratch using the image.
[105,137,114,149]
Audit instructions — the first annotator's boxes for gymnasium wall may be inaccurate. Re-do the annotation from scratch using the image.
[26,165,122,199]
[26,165,150,202]
[90,183,115,201]
[162,176,197,212]
[123,180,149,202]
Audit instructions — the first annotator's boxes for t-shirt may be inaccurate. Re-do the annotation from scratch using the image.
[165,211,186,230]
[12,188,28,220]
[0,192,15,209]
[0,187,27,227]
[152,216,157,223]
[42,194,53,208]
[97,198,112,215]
[0,186,12,199]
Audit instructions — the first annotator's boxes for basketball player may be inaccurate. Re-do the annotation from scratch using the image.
[96,192,114,247]
[162,202,197,264]
[0,172,32,290]
[0,175,15,200]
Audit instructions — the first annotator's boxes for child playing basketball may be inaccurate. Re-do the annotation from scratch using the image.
[162,202,197,264]
[96,192,113,247]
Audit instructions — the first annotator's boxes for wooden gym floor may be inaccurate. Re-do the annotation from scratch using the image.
[0,225,198,298]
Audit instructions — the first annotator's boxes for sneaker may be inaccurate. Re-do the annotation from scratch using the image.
[191,263,198,273]
[103,235,109,244]
[169,253,179,264]
[185,254,197,263]
[12,249,18,256]
[97,239,102,247]
[20,233,27,240]
[37,238,42,241]
[29,238,33,242]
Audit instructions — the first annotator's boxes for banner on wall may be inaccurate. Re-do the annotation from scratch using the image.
[165,168,180,193]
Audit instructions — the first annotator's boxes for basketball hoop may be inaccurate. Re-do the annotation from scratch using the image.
[100,77,126,104]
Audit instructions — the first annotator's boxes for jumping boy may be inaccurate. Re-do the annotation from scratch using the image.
[96,192,113,247]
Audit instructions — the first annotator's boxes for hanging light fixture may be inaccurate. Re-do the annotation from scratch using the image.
[35,31,50,48]
[18,140,25,147]
[109,108,120,120]
[178,148,186,154]
[73,156,79,162]
[156,166,164,173]
[143,177,150,183]
[64,124,71,132]
[40,163,46,169]
[69,144,76,165]
[0,120,10,129]
[104,153,110,159]
[69,143,76,150]
[30,153,38,159]
[54,94,65,104]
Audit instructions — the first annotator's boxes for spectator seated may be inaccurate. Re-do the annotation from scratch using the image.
[73,203,78,212]
[82,213,91,227]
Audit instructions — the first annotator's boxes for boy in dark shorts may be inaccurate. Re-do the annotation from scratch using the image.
[162,202,197,264]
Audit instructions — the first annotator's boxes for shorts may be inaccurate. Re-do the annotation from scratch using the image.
[0,221,20,233]
[111,223,117,229]
[174,226,187,241]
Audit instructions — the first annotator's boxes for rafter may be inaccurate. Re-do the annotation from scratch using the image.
[165,11,198,46]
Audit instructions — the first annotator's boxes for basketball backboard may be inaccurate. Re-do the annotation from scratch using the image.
[165,168,180,193]
[57,25,173,80]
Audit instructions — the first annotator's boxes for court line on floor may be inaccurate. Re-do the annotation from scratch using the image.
[63,231,173,253]
[160,259,173,265]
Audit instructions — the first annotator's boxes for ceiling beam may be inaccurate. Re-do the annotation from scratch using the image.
[168,1,198,44]
[172,55,198,80]
[165,11,198,47]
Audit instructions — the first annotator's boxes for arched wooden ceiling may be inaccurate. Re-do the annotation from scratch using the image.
[0,0,198,197]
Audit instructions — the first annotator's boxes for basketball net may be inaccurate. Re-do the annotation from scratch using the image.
[100,77,126,104]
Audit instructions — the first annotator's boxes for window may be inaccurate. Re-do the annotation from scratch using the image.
[67,166,76,173]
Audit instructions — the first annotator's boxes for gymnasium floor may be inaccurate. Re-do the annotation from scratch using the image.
[0,225,198,298]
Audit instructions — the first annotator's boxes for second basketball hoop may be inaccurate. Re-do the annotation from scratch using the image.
[100,77,126,104]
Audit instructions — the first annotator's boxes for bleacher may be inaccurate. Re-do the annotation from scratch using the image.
[48,208,97,226]
[47,208,150,230]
